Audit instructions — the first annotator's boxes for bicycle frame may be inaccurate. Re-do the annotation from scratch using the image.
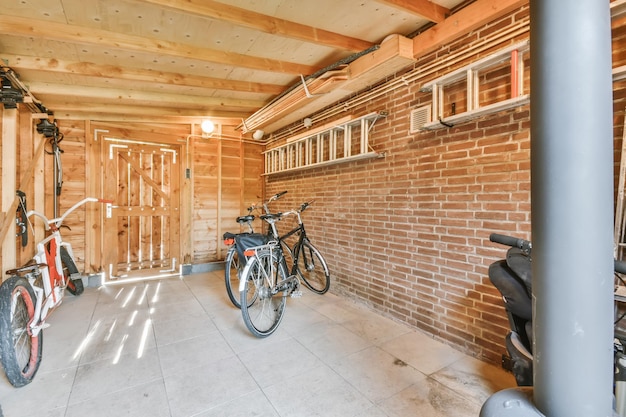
[19,197,108,336]
[275,214,309,276]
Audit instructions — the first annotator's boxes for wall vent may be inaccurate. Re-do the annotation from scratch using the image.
[409,105,431,133]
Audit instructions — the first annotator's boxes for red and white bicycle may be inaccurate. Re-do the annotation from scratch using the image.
[0,197,109,387]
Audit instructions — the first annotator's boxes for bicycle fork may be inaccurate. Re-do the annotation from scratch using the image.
[22,280,48,337]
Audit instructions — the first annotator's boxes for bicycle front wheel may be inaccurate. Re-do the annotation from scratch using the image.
[295,241,330,294]
[0,276,43,387]
[240,249,286,337]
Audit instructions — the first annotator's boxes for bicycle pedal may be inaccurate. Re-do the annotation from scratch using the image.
[290,290,302,298]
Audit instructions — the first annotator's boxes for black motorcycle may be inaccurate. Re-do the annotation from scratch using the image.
[488,233,534,386]
[488,233,626,390]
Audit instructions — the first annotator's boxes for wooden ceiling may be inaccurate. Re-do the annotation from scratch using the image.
[0,0,525,135]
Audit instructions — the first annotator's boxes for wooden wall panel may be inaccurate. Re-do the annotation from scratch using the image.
[1,114,264,274]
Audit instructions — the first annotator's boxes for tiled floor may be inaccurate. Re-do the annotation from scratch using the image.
[0,270,515,417]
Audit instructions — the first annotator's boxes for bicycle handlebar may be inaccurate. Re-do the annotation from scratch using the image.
[490,234,626,277]
[489,233,532,251]
[267,190,288,204]
[27,197,111,230]
[246,191,288,213]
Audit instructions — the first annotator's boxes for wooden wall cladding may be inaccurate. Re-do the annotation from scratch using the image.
[0,115,264,279]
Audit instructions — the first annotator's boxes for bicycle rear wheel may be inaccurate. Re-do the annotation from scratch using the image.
[61,246,84,296]
[295,241,330,294]
[240,249,286,337]
[0,276,43,387]
[225,246,250,308]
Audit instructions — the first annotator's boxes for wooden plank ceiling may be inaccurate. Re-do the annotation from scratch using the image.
[0,0,522,136]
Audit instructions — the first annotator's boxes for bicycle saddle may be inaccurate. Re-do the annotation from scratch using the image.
[237,215,255,223]
[260,213,282,221]
[6,262,47,276]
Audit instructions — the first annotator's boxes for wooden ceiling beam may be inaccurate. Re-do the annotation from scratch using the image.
[0,14,317,75]
[2,54,284,95]
[46,104,251,120]
[27,82,267,110]
[138,0,374,52]
[377,0,449,23]
[412,0,528,57]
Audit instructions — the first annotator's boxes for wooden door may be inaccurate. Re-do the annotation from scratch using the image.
[103,139,181,281]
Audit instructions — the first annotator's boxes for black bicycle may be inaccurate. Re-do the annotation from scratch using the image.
[239,201,330,337]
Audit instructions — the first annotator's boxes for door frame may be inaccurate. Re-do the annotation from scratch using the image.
[85,125,191,280]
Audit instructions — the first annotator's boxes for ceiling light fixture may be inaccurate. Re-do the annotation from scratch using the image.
[200,119,215,138]
[252,130,264,140]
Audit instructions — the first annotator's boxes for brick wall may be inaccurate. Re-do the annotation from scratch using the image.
[266,100,530,364]
[264,7,625,366]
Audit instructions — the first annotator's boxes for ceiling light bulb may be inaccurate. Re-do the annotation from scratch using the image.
[201,120,215,135]
[303,117,312,128]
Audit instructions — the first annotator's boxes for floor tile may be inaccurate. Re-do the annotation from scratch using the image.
[152,309,218,346]
[294,320,371,365]
[157,333,235,377]
[238,337,321,388]
[333,345,427,403]
[340,308,411,345]
[164,358,258,417]
[378,376,482,417]
[430,355,516,407]
[65,379,170,417]
[68,347,162,404]
[263,364,375,417]
[195,389,280,417]
[0,367,75,416]
[75,308,156,365]
[380,330,466,375]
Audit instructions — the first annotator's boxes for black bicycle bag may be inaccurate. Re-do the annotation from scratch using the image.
[233,233,268,260]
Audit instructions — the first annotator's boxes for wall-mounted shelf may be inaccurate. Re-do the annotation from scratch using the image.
[417,40,530,131]
[263,112,386,176]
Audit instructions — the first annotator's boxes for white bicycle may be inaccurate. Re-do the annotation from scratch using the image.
[0,197,109,387]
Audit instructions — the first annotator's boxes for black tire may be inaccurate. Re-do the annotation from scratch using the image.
[295,241,330,294]
[0,276,43,387]
[240,249,286,337]
[60,246,83,296]
[224,246,242,308]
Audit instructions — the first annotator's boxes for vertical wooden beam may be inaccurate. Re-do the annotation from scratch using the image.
[170,146,181,270]
[181,125,193,266]
[239,138,245,215]
[2,108,17,279]
[216,128,223,260]
[84,120,104,274]
[17,109,33,265]
[33,131,45,246]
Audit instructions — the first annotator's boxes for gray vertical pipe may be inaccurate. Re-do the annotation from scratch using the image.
[530,0,614,416]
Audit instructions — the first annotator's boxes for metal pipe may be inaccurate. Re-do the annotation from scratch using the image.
[267,17,530,144]
[530,0,614,415]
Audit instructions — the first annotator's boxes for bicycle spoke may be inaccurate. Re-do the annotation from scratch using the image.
[297,242,330,294]
[0,276,43,387]
[240,249,286,337]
